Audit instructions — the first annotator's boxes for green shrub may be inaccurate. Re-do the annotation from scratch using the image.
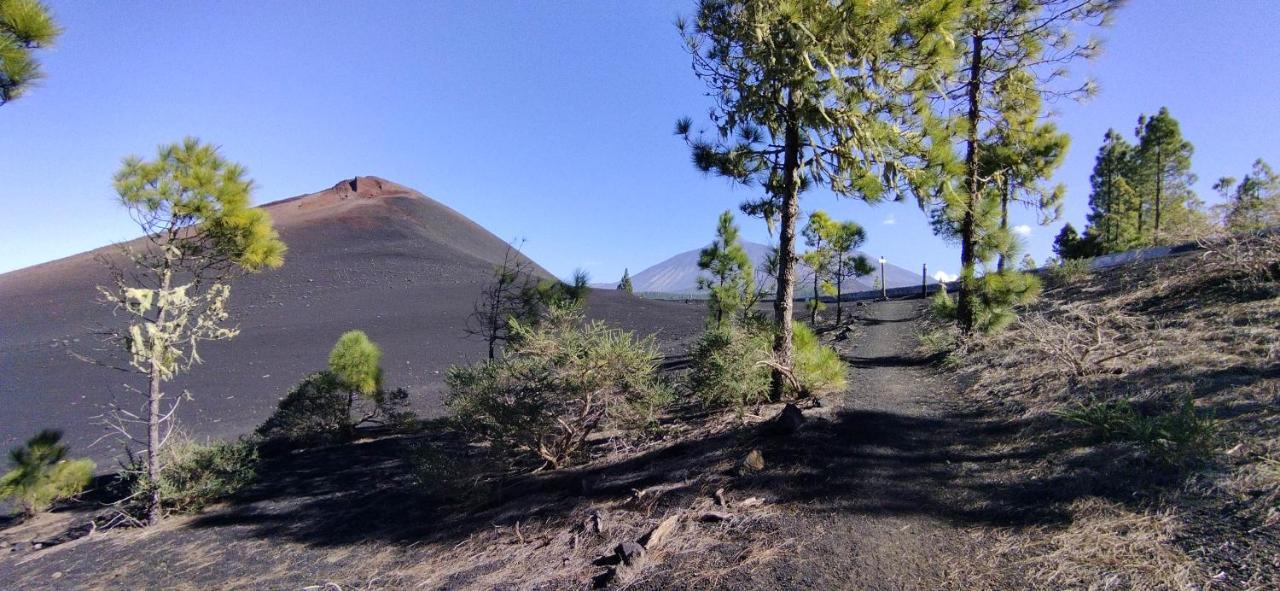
[0,430,95,516]
[686,324,772,409]
[256,371,353,447]
[146,436,258,515]
[792,323,846,396]
[446,305,662,470]
[917,327,957,357]
[687,322,845,408]
[1058,397,1217,465]
[1046,257,1093,286]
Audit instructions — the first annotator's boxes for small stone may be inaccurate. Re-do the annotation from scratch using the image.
[743,449,765,472]
[51,572,62,580]
[763,403,805,436]
[699,511,733,522]
[614,541,645,567]
[642,514,681,550]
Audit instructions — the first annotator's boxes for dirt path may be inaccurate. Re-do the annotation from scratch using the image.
[734,298,1010,590]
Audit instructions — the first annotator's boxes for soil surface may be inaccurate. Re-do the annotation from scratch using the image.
[0,298,1034,590]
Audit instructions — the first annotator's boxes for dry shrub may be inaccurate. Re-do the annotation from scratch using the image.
[1014,308,1149,385]
[1199,230,1280,288]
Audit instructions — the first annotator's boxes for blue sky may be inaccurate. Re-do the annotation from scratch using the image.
[2,1,1278,283]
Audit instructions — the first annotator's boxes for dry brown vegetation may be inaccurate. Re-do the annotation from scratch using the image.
[933,233,1280,589]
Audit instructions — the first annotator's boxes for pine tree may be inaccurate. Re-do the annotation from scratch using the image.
[1053,222,1087,260]
[801,211,835,323]
[0,0,60,106]
[927,0,1119,333]
[1218,159,1280,233]
[826,221,873,326]
[697,210,754,328]
[98,138,286,524]
[617,268,634,293]
[1084,129,1141,252]
[678,0,957,399]
[1132,107,1197,244]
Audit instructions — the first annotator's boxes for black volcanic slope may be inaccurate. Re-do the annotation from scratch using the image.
[0,177,705,464]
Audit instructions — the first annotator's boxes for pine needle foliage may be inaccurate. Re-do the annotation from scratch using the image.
[698,210,754,328]
[0,0,60,105]
[923,0,1121,333]
[329,330,382,397]
[0,430,94,516]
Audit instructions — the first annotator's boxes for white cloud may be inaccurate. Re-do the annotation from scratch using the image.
[933,270,959,283]
[1012,224,1032,237]
[882,215,896,225]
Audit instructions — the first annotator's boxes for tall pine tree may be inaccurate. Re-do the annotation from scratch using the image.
[1084,129,1140,252]
[925,0,1120,333]
[678,0,957,398]
[1132,107,1198,244]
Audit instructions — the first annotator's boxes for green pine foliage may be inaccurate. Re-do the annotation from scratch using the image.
[1216,159,1280,233]
[617,268,634,293]
[826,220,873,325]
[329,330,382,396]
[687,324,773,411]
[791,323,847,396]
[687,320,846,410]
[1082,108,1212,249]
[0,430,94,516]
[922,0,1119,333]
[446,305,663,470]
[0,0,61,105]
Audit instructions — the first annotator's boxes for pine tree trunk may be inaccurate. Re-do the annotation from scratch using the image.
[957,33,983,334]
[834,276,843,326]
[810,246,820,325]
[146,356,162,525]
[1154,145,1162,244]
[146,266,173,526]
[997,176,1009,273]
[771,96,801,402]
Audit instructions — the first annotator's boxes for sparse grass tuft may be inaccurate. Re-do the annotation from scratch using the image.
[1058,398,1218,466]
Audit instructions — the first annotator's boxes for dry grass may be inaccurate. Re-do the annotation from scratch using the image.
[947,498,1202,591]
[945,233,1280,588]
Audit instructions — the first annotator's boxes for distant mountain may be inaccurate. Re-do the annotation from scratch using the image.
[611,241,925,296]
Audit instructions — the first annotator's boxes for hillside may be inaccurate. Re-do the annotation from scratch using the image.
[0,235,1276,589]
[0,177,705,465]
[615,240,924,296]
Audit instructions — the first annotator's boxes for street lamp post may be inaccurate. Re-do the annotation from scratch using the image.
[879,256,887,300]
